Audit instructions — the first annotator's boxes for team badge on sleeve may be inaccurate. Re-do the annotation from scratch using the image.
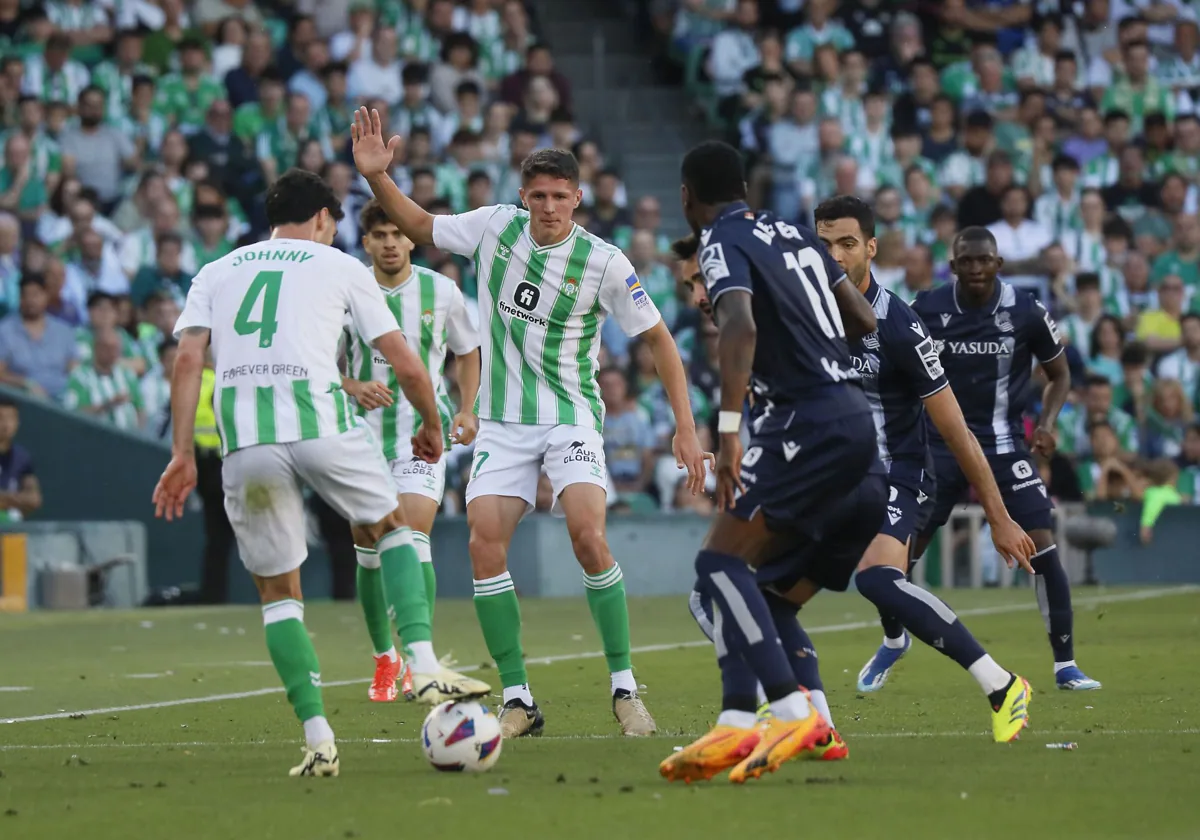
[915,335,945,380]
[699,242,730,287]
[625,274,650,309]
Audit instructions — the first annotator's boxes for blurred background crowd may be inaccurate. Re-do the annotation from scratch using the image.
[0,0,1197,522]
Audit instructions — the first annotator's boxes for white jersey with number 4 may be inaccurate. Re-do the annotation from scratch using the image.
[344,265,479,460]
[174,239,400,456]
[433,204,661,432]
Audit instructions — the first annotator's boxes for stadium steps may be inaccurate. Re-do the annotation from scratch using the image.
[529,0,716,238]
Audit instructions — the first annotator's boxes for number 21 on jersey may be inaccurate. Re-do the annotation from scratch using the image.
[783,248,845,340]
[234,270,283,348]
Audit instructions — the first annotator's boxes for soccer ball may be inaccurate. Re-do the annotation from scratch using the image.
[421,700,503,772]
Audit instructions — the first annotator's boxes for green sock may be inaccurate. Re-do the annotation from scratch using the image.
[412,531,437,623]
[473,572,527,688]
[262,599,324,722]
[355,548,394,656]
[584,564,632,674]
[376,527,431,645]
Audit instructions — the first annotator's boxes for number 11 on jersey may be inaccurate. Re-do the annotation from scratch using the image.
[783,248,845,339]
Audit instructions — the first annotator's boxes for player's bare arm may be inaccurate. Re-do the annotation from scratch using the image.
[712,290,756,511]
[451,348,481,445]
[374,329,443,463]
[341,375,394,411]
[351,107,435,246]
[1034,351,1071,458]
[152,326,208,521]
[831,276,877,341]
[639,319,713,494]
[924,386,1036,572]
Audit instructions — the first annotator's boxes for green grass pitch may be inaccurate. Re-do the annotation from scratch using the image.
[1,586,1197,840]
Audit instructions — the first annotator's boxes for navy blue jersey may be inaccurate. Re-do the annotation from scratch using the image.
[913,281,1065,456]
[850,277,949,488]
[698,202,864,410]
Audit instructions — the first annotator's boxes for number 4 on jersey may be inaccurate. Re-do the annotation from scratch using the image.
[235,270,283,348]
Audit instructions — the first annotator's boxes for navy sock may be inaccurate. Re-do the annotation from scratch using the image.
[1030,544,1074,662]
[856,566,987,670]
[878,609,906,641]
[695,550,796,701]
[764,592,823,692]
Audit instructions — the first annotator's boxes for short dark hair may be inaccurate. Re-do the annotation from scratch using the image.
[156,231,184,251]
[1075,272,1101,292]
[265,168,344,228]
[358,198,392,233]
[157,337,179,360]
[87,291,117,309]
[1120,341,1148,367]
[0,395,16,411]
[402,62,429,85]
[322,60,349,79]
[455,79,482,99]
[680,141,747,205]
[467,170,492,186]
[965,109,994,129]
[19,274,45,290]
[1052,153,1081,172]
[1181,312,1200,329]
[520,148,580,185]
[1054,48,1077,64]
[1084,373,1112,389]
[1104,108,1130,124]
[955,226,997,248]
[813,195,876,238]
[671,235,698,261]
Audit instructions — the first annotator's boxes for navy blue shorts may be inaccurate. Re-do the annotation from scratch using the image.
[730,407,880,539]
[921,446,1053,536]
[879,472,937,545]
[756,474,889,594]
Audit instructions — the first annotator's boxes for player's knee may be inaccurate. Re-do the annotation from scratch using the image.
[255,571,302,603]
[857,534,909,571]
[359,506,407,546]
[568,525,610,575]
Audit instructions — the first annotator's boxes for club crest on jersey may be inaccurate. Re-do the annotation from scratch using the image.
[862,333,880,350]
[498,244,512,259]
[421,310,434,325]
[560,278,579,296]
[995,311,1014,333]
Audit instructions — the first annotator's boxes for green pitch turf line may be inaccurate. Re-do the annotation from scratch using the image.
[2,584,1194,726]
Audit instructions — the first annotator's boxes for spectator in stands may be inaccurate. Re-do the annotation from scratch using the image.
[141,336,175,439]
[349,26,403,106]
[988,185,1053,296]
[708,0,761,124]
[0,396,40,522]
[0,212,20,318]
[62,327,142,431]
[599,366,656,501]
[587,169,632,243]
[130,232,192,308]
[66,228,128,300]
[1136,273,1186,353]
[120,197,196,279]
[58,86,139,213]
[0,275,76,399]
[1078,420,1137,500]
[499,42,571,111]
[1145,378,1193,458]
[1157,313,1200,399]
[0,133,47,225]
[430,32,485,113]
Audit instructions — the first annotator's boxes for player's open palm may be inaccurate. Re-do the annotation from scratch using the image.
[412,423,444,464]
[351,106,400,177]
[451,411,478,446]
[672,427,714,495]
[153,454,197,522]
[714,434,746,512]
[991,515,1037,574]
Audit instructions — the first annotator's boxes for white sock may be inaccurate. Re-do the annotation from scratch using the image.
[407,640,439,674]
[968,655,1013,695]
[355,546,379,569]
[1053,659,1077,674]
[883,631,908,650]
[302,715,335,750]
[503,684,534,706]
[808,689,833,728]
[754,682,767,707]
[717,709,757,729]
[768,690,811,722]
[377,647,397,662]
[413,531,432,564]
[610,668,636,695]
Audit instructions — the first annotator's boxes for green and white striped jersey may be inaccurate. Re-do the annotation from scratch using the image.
[432,205,662,431]
[344,266,479,460]
[174,240,402,456]
[62,364,144,431]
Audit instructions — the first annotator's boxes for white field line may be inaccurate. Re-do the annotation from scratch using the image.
[2,585,1196,726]
[3,729,1198,751]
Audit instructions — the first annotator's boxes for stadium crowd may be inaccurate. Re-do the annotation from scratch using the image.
[0,0,1197,520]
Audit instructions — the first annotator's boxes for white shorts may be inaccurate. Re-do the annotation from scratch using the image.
[389,438,447,502]
[465,420,608,514]
[221,425,398,578]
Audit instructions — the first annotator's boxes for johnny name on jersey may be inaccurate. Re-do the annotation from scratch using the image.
[913,282,1064,456]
